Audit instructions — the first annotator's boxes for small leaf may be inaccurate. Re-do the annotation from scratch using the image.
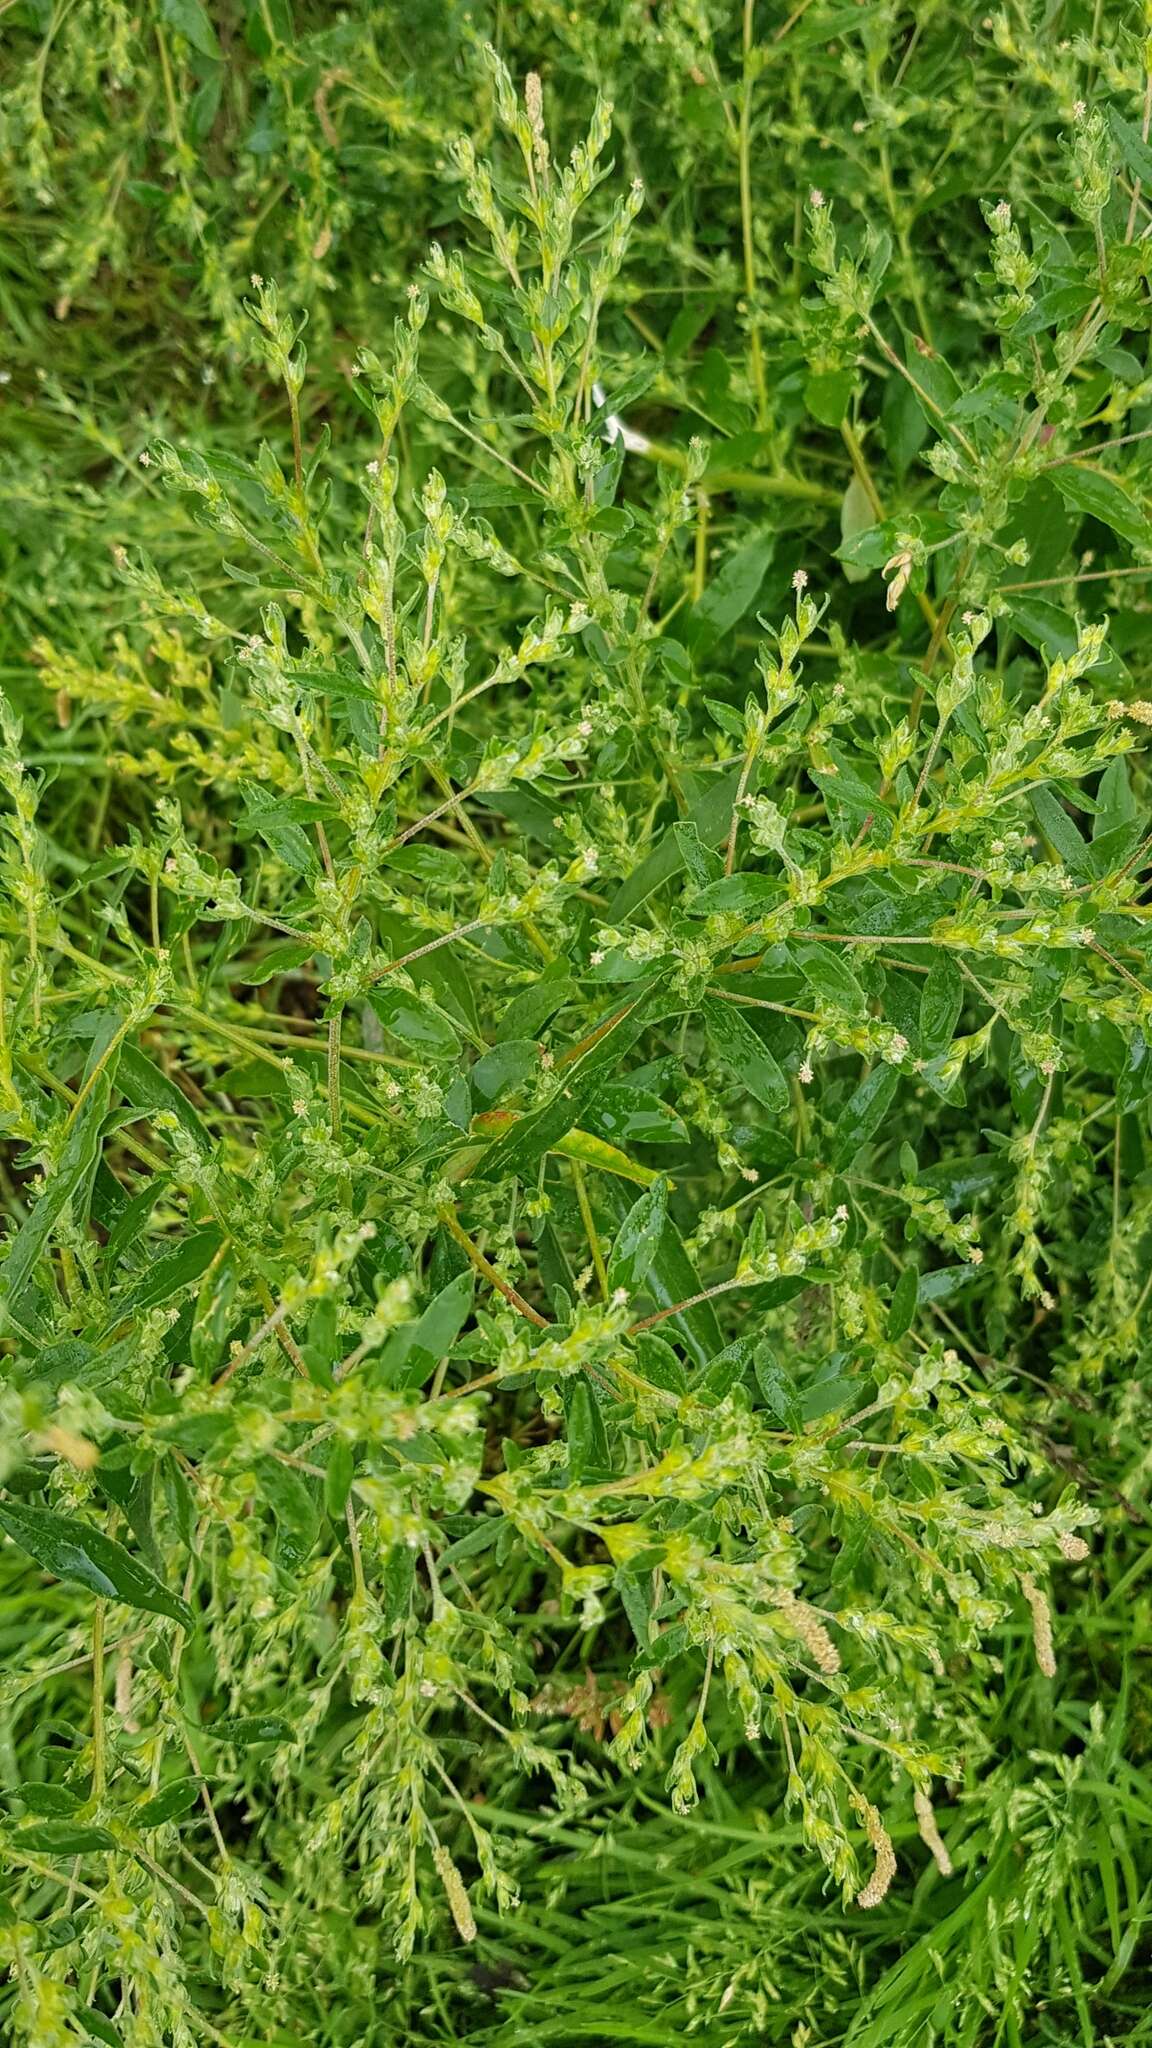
[805,367,855,427]
[1030,787,1091,877]
[688,872,777,916]
[886,1267,918,1340]
[17,1783,83,1817]
[112,1226,223,1318]
[0,1501,192,1628]
[1051,462,1152,549]
[79,2010,124,2048]
[838,475,876,584]
[703,996,789,1113]
[608,1179,669,1298]
[832,1064,901,1167]
[753,1343,801,1429]
[701,1336,751,1400]
[206,1715,294,1746]
[565,1374,609,1483]
[324,1439,355,1522]
[1,1071,115,1302]
[919,957,963,1057]
[378,1271,473,1389]
[238,942,315,985]
[136,1779,201,1827]
[17,1822,115,1854]
[160,0,220,59]
[799,944,867,1017]
[369,986,462,1060]
[685,530,775,650]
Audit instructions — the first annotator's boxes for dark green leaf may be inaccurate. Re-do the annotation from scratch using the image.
[832,1065,901,1167]
[0,1500,192,1628]
[703,996,789,1113]
[607,1178,669,1298]
[136,1780,201,1827]
[886,1267,918,1340]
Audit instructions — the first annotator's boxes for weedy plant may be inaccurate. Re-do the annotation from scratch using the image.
[3,5,1152,2045]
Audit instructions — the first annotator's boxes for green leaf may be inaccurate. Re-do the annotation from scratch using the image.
[111,1226,223,1318]
[1050,463,1152,549]
[838,475,876,584]
[323,1439,355,1522]
[1,1072,114,1303]
[160,0,220,59]
[287,666,379,704]
[1004,596,1129,687]
[206,1715,294,1746]
[886,1267,918,1340]
[701,1336,750,1399]
[1094,758,1138,840]
[16,1821,116,1854]
[553,1127,663,1187]
[136,1780,201,1827]
[798,944,867,1017]
[688,872,777,917]
[368,985,462,1060]
[564,1374,609,1483]
[1109,106,1152,186]
[16,1783,83,1817]
[805,367,855,428]
[79,2010,124,2048]
[378,1271,473,1388]
[608,767,742,921]
[637,1226,721,1370]
[584,1086,688,1149]
[1030,787,1091,877]
[685,530,775,650]
[118,1045,211,1155]
[753,1342,800,1429]
[608,1178,669,1298]
[832,1064,901,1167]
[472,980,669,1184]
[238,942,315,985]
[0,1500,192,1628]
[703,996,789,1113]
[919,957,963,1057]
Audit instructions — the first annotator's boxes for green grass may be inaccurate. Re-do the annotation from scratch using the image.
[2,3,1152,2043]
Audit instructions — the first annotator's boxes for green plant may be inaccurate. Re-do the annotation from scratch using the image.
[3,8,1152,2046]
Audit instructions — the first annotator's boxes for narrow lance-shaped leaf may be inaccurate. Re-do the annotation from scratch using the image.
[607,1177,669,1298]
[703,995,789,1113]
[0,1499,192,1628]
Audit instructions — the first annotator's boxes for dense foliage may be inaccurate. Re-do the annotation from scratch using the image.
[2,4,1152,2043]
